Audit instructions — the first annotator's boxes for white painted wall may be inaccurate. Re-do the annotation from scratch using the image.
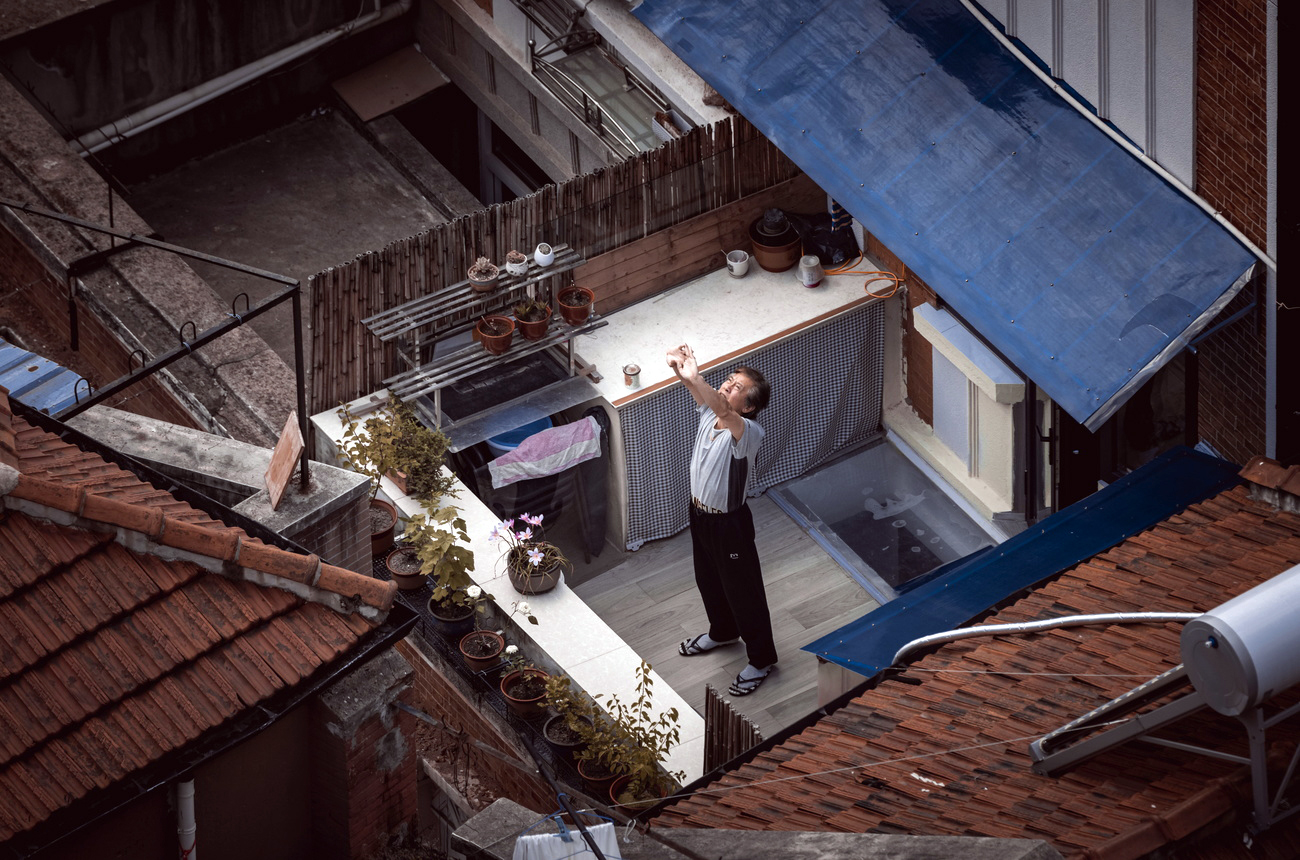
[987,0,1195,187]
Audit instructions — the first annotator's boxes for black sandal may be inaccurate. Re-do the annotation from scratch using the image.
[729,665,774,696]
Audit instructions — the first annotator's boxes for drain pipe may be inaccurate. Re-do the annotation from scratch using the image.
[891,612,1200,667]
[74,0,411,156]
[176,779,197,860]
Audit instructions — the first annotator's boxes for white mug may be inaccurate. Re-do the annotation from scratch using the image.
[726,250,750,278]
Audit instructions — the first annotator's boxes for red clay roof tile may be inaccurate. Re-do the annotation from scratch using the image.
[8,474,86,516]
[656,483,1300,858]
[236,539,320,583]
[0,400,392,844]
[159,516,241,560]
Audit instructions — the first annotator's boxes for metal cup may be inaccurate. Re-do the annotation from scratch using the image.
[623,364,641,387]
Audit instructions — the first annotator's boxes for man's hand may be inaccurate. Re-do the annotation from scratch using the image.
[666,343,698,381]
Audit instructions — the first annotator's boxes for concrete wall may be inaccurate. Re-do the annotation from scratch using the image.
[0,74,296,448]
[70,405,375,573]
[0,0,366,134]
[416,0,608,183]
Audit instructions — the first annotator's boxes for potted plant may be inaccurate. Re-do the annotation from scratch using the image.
[457,589,537,671]
[476,315,514,355]
[580,661,685,807]
[490,513,568,595]
[499,645,549,719]
[557,286,595,325]
[542,674,596,766]
[512,296,552,341]
[467,256,499,292]
[385,544,426,592]
[534,242,555,267]
[338,400,407,559]
[504,249,529,276]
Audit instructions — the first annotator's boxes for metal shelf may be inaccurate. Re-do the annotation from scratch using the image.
[364,243,603,432]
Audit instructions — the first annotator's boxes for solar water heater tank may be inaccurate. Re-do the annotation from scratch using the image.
[1180,563,1300,716]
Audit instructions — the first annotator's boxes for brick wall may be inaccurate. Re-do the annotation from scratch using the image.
[287,491,372,574]
[866,230,936,426]
[1193,0,1269,464]
[312,651,419,860]
[0,225,202,428]
[396,638,553,813]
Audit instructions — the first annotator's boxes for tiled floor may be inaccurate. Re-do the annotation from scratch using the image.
[572,495,879,740]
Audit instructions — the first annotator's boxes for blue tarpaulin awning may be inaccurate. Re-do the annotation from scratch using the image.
[802,447,1242,677]
[635,0,1258,429]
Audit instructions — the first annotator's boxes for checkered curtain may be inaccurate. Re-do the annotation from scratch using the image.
[621,301,885,549]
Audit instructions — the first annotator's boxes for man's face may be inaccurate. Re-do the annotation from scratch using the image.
[720,373,752,415]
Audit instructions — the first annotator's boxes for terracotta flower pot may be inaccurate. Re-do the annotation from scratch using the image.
[458,630,505,672]
[513,305,552,341]
[428,595,475,638]
[557,287,594,325]
[609,775,667,811]
[500,668,549,719]
[542,714,591,764]
[577,758,618,797]
[476,315,514,355]
[385,546,427,592]
[369,498,398,561]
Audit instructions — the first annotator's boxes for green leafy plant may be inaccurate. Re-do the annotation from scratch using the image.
[544,662,684,801]
[338,399,405,500]
[339,397,475,600]
[403,510,474,602]
[512,296,550,322]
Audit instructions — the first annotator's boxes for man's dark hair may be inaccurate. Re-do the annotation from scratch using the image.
[736,366,770,417]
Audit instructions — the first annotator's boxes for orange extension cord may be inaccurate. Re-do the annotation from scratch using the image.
[824,255,903,298]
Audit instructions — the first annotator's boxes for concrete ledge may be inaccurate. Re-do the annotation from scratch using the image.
[314,393,706,784]
[453,798,1064,860]
[914,304,1024,405]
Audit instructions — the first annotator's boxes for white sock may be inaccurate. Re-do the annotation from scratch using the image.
[738,663,773,681]
[697,633,736,649]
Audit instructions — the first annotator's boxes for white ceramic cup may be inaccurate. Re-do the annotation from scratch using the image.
[726,250,750,278]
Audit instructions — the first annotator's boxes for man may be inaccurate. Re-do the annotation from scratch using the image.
[666,342,776,696]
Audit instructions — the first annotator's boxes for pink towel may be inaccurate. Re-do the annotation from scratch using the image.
[488,416,601,488]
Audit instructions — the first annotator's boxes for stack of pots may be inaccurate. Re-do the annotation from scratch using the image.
[748,209,801,273]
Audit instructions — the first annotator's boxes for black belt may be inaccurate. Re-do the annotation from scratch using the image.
[691,496,727,515]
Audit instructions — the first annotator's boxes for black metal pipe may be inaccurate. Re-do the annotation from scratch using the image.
[0,197,297,285]
[292,289,311,489]
[54,283,300,421]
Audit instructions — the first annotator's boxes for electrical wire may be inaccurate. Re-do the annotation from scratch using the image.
[823,256,902,298]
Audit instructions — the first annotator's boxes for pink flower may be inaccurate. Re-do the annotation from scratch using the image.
[527,548,544,567]
[516,527,533,542]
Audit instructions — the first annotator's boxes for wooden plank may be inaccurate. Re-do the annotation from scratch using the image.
[264,410,304,510]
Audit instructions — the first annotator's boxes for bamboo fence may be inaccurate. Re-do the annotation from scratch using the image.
[309,115,804,413]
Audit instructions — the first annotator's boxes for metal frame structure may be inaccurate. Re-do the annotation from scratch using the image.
[0,197,312,488]
[1030,664,1300,835]
[362,243,605,445]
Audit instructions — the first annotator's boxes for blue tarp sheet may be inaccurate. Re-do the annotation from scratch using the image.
[0,339,81,414]
[635,0,1257,429]
[802,447,1242,677]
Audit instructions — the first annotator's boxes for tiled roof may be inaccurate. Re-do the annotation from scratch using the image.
[0,390,397,844]
[656,468,1300,858]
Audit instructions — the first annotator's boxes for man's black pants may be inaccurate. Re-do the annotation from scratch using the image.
[688,501,778,669]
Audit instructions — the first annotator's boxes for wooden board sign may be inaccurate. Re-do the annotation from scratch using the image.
[265,411,304,511]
